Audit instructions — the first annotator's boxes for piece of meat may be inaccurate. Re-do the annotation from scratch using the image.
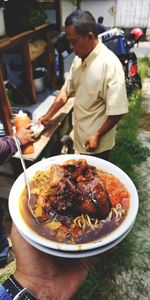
[38,159,111,220]
[76,177,111,219]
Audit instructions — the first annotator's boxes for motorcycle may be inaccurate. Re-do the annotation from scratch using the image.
[98,27,144,95]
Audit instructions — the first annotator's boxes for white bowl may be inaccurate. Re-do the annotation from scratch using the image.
[31,123,44,138]
[9,154,139,252]
[20,222,134,258]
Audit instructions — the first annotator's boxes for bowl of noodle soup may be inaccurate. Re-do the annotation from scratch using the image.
[9,154,139,252]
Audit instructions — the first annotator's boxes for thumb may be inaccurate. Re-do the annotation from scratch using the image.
[84,140,89,147]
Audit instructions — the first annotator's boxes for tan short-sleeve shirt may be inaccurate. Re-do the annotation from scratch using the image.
[63,40,128,154]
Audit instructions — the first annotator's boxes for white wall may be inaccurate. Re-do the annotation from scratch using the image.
[61,0,76,26]
[116,0,150,28]
[61,0,149,29]
[81,0,116,28]
[61,0,116,28]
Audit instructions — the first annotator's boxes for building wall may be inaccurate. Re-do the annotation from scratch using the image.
[116,0,150,28]
[61,0,116,28]
[61,0,76,26]
[61,0,149,29]
[81,0,116,28]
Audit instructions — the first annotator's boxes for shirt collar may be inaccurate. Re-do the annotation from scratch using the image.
[82,40,102,67]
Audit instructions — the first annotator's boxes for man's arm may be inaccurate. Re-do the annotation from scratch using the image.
[0,136,17,164]
[39,89,68,126]
[96,115,123,138]
[84,115,123,152]
[0,125,34,164]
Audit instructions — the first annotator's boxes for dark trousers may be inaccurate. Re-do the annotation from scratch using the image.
[81,150,110,161]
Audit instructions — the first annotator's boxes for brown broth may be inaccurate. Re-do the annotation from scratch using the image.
[19,177,129,245]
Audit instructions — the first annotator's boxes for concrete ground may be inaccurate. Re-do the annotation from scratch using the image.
[114,78,150,300]
[133,41,150,58]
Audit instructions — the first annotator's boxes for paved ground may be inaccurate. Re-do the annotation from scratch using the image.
[133,42,150,58]
[116,78,150,300]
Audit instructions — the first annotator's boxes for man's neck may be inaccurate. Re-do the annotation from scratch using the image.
[82,39,99,61]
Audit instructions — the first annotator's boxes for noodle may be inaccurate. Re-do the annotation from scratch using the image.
[20,159,130,244]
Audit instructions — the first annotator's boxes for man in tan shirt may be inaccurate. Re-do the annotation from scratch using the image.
[40,10,128,160]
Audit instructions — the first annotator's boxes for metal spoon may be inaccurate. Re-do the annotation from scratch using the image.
[14,133,53,224]
[13,134,41,223]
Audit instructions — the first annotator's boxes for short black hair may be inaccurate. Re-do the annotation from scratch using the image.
[65,9,98,37]
[98,16,104,24]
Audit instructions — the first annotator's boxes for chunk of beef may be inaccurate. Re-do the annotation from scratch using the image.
[42,159,111,220]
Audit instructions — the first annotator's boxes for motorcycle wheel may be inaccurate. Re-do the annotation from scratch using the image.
[133,73,142,89]
[60,135,74,154]
[126,73,142,96]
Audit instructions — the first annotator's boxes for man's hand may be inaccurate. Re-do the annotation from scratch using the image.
[16,124,35,145]
[84,133,99,152]
[11,224,100,300]
[39,113,51,127]
[39,89,68,127]
[84,115,123,152]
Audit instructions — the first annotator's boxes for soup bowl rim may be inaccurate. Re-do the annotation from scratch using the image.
[9,154,139,252]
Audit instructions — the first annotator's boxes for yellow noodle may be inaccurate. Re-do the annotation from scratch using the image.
[86,215,95,230]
